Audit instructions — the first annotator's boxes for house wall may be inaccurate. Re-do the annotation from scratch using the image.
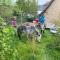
[45,0,60,23]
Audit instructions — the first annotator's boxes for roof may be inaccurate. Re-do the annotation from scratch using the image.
[39,0,54,15]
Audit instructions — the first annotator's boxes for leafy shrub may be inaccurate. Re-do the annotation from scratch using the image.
[0,17,4,26]
[0,17,17,60]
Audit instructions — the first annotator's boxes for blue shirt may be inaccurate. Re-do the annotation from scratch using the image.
[38,15,45,24]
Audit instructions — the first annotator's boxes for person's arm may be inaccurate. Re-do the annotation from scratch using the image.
[44,17,47,28]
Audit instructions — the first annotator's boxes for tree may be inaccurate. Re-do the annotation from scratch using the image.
[0,0,14,21]
[28,0,38,15]
[14,0,38,23]
[16,0,38,14]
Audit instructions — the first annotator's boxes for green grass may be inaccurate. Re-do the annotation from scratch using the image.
[0,27,60,60]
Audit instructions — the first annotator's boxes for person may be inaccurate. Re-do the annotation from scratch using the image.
[34,17,40,29]
[12,16,16,28]
[12,16,17,36]
[38,14,46,34]
[34,18,38,24]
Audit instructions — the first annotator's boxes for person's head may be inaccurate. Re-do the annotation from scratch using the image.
[13,16,16,20]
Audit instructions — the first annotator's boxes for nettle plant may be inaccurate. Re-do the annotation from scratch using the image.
[0,17,17,59]
[0,17,4,38]
[0,17,16,41]
[0,16,15,36]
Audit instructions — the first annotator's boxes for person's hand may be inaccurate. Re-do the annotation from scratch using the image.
[44,24,46,28]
